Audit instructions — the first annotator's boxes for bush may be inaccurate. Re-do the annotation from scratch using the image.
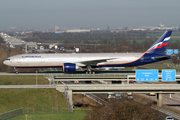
[83,98,162,120]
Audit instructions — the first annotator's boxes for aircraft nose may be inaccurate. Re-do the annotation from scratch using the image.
[3,60,6,65]
[3,60,8,65]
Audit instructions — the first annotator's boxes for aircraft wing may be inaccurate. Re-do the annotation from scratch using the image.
[77,58,116,66]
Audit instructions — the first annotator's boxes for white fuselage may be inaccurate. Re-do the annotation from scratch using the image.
[3,53,143,68]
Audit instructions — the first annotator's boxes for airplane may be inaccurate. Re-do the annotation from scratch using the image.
[3,30,172,73]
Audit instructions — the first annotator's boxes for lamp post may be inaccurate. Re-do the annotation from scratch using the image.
[25,114,28,120]
[36,71,37,89]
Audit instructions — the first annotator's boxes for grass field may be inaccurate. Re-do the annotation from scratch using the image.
[0,75,88,120]
[13,109,87,120]
[0,89,67,113]
[0,75,49,85]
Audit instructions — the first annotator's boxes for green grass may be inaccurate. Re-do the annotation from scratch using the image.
[0,89,67,113]
[172,32,180,36]
[0,76,72,119]
[12,109,87,120]
[0,75,49,85]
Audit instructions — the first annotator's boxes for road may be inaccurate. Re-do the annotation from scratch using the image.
[139,93,180,119]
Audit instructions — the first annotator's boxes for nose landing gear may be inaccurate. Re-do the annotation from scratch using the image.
[13,67,18,74]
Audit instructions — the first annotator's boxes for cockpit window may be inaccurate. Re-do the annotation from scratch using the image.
[6,59,10,60]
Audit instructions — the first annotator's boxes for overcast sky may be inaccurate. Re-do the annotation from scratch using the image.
[0,0,180,29]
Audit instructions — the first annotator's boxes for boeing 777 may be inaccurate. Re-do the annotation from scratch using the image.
[3,30,172,73]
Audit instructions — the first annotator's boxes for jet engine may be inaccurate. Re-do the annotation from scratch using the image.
[63,63,79,72]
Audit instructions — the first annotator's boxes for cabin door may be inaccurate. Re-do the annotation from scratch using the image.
[17,58,21,63]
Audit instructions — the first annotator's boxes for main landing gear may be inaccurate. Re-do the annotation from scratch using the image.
[85,66,95,74]
[85,70,95,74]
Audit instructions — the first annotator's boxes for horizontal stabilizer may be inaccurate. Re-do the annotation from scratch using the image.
[152,55,171,60]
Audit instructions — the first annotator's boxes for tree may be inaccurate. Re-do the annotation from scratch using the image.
[83,96,162,120]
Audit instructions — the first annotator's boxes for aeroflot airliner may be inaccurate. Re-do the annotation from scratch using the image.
[3,30,172,73]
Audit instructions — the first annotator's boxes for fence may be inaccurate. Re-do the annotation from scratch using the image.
[0,108,23,119]
[23,107,71,114]
[0,107,71,120]
[63,85,74,113]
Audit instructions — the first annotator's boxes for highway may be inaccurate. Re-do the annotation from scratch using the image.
[140,93,180,111]
[138,94,180,120]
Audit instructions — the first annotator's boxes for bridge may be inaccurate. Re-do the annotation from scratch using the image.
[46,73,134,81]
[44,73,180,83]
[56,84,180,108]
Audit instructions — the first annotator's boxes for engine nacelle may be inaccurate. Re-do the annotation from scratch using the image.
[63,63,79,72]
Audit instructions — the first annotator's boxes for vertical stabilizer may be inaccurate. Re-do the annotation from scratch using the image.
[146,30,172,54]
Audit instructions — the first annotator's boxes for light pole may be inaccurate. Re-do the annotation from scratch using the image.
[25,114,28,120]
[36,71,37,89]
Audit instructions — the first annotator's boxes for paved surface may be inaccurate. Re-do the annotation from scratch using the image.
[139,93,180,119]
[57,84,180,93]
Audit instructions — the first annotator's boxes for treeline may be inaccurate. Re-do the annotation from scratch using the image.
[24,32,147,42]
[63,37,157,53]
[24,31,180,52]
[23,31,180,52]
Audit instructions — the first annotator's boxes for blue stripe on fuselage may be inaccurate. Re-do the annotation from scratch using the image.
[97,53,170,68]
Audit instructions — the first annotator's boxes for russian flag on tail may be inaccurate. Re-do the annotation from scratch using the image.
[146,30,172,54]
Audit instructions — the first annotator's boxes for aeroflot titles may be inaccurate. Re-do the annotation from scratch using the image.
[22,56,41,58]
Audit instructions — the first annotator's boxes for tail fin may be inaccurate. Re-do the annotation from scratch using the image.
[146,30,172,54]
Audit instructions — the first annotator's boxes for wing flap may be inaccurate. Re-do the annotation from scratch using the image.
[77,58,116,66]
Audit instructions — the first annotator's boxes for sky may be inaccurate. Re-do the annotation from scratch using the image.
[0,0,180,29]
